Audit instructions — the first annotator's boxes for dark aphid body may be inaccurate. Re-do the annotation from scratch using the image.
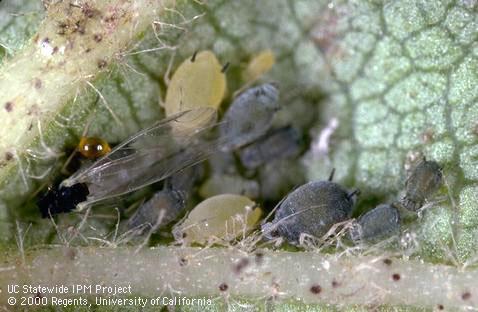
[220,83,280,152]
[128,165,202,231]
[77,136,111,159]
[37,183,89,218]
[349,204,400,243]
[127,189,186,231]
[239,126,301,170]
[165,165,203,197]
[262,177,357,244]
[400,159,443,211]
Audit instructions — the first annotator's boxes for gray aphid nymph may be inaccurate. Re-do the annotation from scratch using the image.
[400,159,443,211]
[220,83,280,152]
[349,204,400,243]
[239,126,301,170]
[127,189,186,232]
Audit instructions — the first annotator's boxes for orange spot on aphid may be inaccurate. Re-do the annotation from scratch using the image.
[78,137,111,159]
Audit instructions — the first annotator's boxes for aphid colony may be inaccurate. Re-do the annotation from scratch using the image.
[37,49,444,247]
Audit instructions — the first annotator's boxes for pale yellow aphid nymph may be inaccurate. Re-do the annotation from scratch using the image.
[165,50,227,117]
[173,194,262,245]
[244,49,275,82]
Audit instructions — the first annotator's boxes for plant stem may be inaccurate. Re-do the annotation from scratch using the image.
[1,246,476,310]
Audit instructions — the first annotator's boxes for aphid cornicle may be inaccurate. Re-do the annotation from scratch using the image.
[220,83,280,152]
[349,204,401,243]
[262,170,359,244]
[399,158,443,211]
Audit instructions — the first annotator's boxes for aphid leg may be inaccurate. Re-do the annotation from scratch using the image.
[221,62,230,73]
[66,206,92,246]
[165,8,205,26]
[120,37,176,56]
[152,20,187,32]
[162,50,176,87]
[134,209,166,254]
[148,23,178,56]
[47,210,67,245]
[328,168,336,181]
[85,81,123,127]
[25,164,53,180]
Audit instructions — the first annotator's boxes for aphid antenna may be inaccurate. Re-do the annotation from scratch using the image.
[328,168,336,181]
[120,40,176,57]
[221,62,230,73]
[150,22,179,53]
[162,7,189,23]
[152,20,187,32]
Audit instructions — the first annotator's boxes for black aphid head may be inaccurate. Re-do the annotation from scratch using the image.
[37,183,89,218]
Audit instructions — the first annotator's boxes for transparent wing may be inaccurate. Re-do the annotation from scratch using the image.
[62,108,220,207]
